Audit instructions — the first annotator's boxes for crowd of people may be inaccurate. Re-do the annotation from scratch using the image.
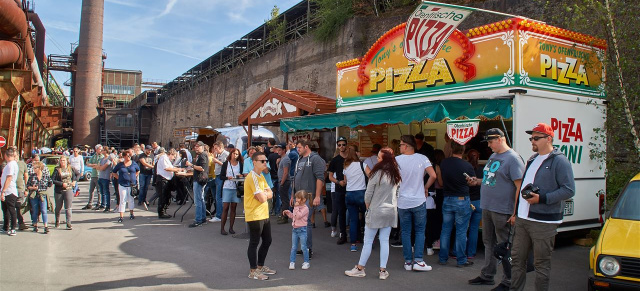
[0,122,575,291]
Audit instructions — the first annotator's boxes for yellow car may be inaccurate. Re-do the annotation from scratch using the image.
[589,172,640,290]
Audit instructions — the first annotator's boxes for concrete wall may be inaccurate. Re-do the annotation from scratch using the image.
[150,0,544,147]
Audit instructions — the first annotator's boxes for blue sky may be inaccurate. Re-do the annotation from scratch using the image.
[39,0,301,94]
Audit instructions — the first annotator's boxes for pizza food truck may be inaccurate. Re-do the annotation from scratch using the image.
[280,14,607,232]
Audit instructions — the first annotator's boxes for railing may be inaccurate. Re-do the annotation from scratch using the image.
[157,1,320,103]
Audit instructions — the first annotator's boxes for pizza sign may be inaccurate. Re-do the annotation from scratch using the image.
[404,3,473,63]
[447,119,480,145]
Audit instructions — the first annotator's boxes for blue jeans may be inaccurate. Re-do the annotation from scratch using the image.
[30,196,48,224]
[290,227,309,263]
[398,202,427,263]
[139,173,152,204]
[346,190,366,244]
[439,196,472,265]
[304,199,313,250]
[467,199,482,258]
[193,181,206,223]
[358,226,391,268]
[214,177,224,219]
[204,178,216,212]
[98,178,111,208]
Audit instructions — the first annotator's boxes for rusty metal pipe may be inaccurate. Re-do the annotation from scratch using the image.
[0,0,26,37]
[0,0,34,67]
[0,40,21,66]
[27,12,45,74]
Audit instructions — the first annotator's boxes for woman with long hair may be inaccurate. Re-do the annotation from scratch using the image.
[112,150,140,223]
[52,156,77,229]
[343,146,368,252]
[345,147,401,280]
[219,148,243,235]
[26,161,53,233]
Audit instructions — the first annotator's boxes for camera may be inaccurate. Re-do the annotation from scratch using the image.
[521,183,540,199]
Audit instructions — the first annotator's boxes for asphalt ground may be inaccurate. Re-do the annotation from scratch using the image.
[0,181,591,290]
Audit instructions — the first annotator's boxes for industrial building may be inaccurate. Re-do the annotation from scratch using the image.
[0,0,63,154]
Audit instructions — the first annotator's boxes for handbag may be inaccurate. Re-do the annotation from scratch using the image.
[230,162,244,198]
[130,184,140,198]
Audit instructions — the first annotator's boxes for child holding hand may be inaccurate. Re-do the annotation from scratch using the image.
[283,190,310,270]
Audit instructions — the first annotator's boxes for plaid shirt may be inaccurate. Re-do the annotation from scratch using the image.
[26,171,53,192]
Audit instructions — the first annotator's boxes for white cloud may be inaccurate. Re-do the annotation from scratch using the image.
[158,0,179,18]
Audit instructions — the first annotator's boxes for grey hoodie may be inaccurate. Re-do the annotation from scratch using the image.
[519,148,575,221]
[293,152,326,196]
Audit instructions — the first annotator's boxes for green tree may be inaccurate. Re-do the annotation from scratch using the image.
[538,0,640,201]
[266,5,287,44]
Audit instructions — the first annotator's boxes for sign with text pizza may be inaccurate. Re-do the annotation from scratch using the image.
[336,17,606,109]
[446,119,479,145]
[404,2,473,63]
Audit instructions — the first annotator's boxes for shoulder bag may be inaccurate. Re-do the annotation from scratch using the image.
[230,163,244,198]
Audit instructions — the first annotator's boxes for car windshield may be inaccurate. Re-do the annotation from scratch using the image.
[611,181,640,221]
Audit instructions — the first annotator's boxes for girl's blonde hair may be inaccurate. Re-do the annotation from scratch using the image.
[294,190,309,202]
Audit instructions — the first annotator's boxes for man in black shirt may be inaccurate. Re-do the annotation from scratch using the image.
[327,136,349,244]
[186,141,209,228]
[415,132,435,163]
[266,138,280,215]
[137,145,155,210]
[439,141,475,268]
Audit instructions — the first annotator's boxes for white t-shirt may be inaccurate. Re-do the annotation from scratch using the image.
[396,153,432,209]
[517,154,561,224]
[344,162,367,191]
[69,155,84,173]
[1,160,19,196]
[156,154,174,180]
[223,162,241,189]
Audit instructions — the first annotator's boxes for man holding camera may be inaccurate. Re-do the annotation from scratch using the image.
[510,123,575,291]
[467,129,525,291]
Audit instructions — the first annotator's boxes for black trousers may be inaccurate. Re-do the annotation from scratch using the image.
[247,219,272,269]
[156,177,171,215]
[331,190,347,236]
[1,195,18,230]
[279,180,291,212]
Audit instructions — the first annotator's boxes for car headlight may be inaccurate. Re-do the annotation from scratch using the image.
[598,256,620,276]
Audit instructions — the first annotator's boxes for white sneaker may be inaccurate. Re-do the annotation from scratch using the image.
[412,261,432,271]
[289,262,295,270]
[426,248,435,256]
[379,270,389,280]
[301,262,310,270]
[331,230,338,237]
[404,262,413,271]
[208,217,221,222]
[345,266,366,277]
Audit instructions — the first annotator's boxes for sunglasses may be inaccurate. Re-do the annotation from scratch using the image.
[337,143,347,147]
[256,160,268,163]
[529,136,549,141]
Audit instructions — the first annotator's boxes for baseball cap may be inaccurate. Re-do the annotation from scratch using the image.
[275,143,287,149]
[195,141,205,147]
[371,144,382,153]
[525,123,554,137]
[482,128,505,142]
[337,136,347,144]
[145,145,153,150]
